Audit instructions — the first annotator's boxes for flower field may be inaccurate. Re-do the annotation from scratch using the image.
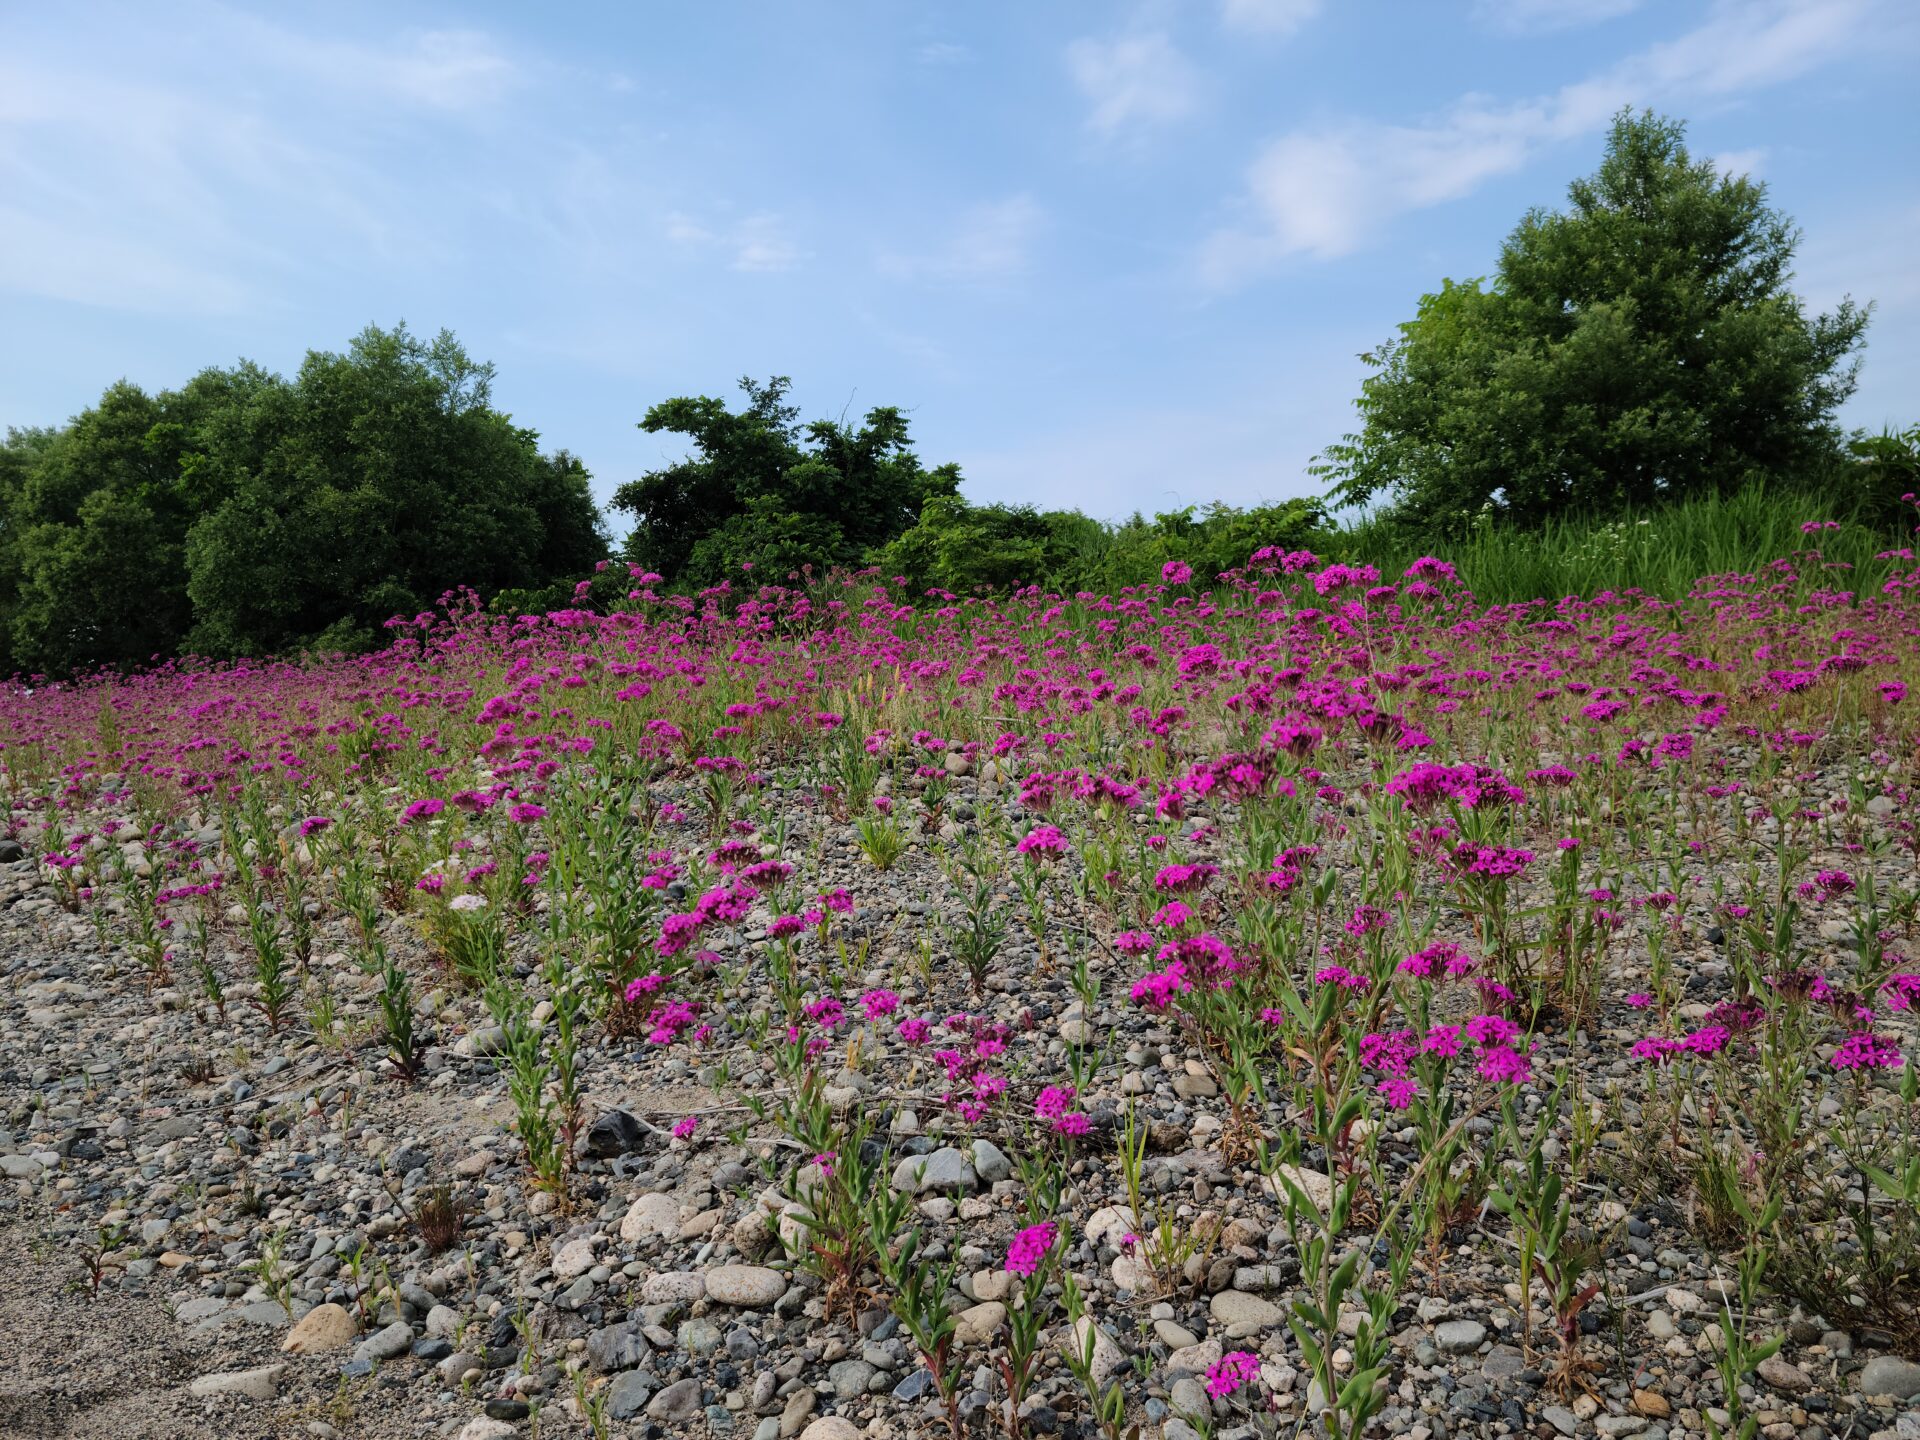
[3,539,1920,1440]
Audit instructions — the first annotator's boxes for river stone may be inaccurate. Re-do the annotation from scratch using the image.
[642,1270,705,1305]
[622,1193,679,1242]
[606,1369,653,1420]
[1210,1289,1283,1329]
[1167,1339,1223,1375]
[587,1321,649,1372]
[704,1264,786,1307]
[1435,1319,1487,1354]
[800,1420,861,1440]
[553,1236,598,1281]
[1859,1356,1920,1399]
[283,1302,356,1354]
[828,1359,875,1398]
[1755,1356,1812,1393]
[890,1146,976,1194]
[188,1364,285,1400]
[954,1301,1007,1344]
[971,1138,1012,1183]
[648,1377,702,1420]
[353,1320,414,1363]
[1066,1316,1124,1387]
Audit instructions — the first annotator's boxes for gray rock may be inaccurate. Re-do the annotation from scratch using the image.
[622,1193,681,1243]
[1170,1376,1210,1421]
[1154,1319,1199,1349]
[353,1320,414,1364]
[779,1390,816,1437]
[828,1359,876,1398]
[1593,1417,1646,1438]
[648,1377,702,1420]
[891,1146,976,1194]
[586,1109,646,1157]
[704,1264,786,1307]
[893,1369,934,1401]
[1860,1356,1920,1399]
[971,1138,1012,1183]
[188,1364,285,1400]
[1755,1355,1812,1393]
[587,1321,650,1372]
[1435,1319,1487,1354]
[1542,1405,1580,1436]
[606,1369,654,1420]
[230,1300,289,1328]
[1209,1289,1283,1329]
[1480,1346,1527,1381]
[437,1352,481,1383]
[641,1269,705,1305]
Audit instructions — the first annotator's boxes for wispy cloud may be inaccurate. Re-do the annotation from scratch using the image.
[0,54,412,313]
[239,22,521,109]
[1067,29,1200,135]
[1471,0,1643,34]
[1220,0,1323,37]
[916,41,971,65]
[0,7,524,316]
[665,211,804,273]
[1201,0,1876,284]
[1711,147,1768,178]
[729,215,803,273]
[879,196,1044,283]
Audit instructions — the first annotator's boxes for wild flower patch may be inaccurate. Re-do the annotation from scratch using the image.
[3,526,1919,1433]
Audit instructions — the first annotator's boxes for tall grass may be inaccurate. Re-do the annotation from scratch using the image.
[1332,478,1910,605]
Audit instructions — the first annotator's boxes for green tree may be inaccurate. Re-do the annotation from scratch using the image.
[613,376,961,587]
[1,325,607,672]
[876,496,1107,595]
[1313,110,1870,534]
[876,496,1328,595]
[183,325,606,655]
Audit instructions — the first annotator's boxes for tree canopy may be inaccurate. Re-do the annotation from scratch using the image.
[0,325,606,673]
[612,377,961,589]
[1312,110,1870,534]
[875,496,1328,596]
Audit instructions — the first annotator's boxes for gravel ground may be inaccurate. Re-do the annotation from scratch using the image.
[2,753,1918,1440]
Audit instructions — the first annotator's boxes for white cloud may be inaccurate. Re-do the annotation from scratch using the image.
[1220,0,1323,36]
[0,204,256,314]
[1711,147,1768,178]
[1202,0,1876,283]
[663,212,714,246]
[1472,0,1643,34]
[1067,30,1200,135]
[879,196,1044,283]
[271,27,520,110]
[663,210,804,272]
[916,41,971,65]
[0,9,523,316]
[729,214,802,273]
[0,54,414,314]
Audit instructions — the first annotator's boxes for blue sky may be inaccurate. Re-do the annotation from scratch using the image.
[2,1,1915,531]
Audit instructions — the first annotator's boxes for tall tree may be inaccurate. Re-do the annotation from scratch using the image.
[1,325,607,672]
[1313,110,1870,533]
[614,376,961,587]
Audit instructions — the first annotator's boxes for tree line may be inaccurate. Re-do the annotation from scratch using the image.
[2,110,1904,676]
